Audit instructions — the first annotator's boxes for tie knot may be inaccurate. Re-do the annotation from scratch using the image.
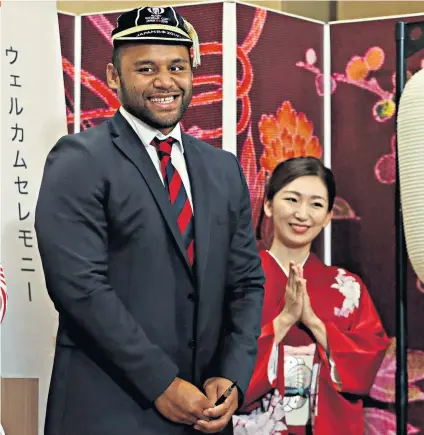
[151,137,174,157]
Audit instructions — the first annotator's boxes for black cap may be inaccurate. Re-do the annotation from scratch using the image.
[111,6,201,67]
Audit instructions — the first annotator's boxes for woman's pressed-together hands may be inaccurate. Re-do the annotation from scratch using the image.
[273,262,320,344]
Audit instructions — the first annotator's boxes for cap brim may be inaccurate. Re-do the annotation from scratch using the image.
[114,31,192,45]
[112,23,192,44]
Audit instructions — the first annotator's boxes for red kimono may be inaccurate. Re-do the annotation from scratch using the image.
[233,250,390,435]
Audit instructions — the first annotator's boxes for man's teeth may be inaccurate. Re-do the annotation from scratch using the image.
[151,96,175,103]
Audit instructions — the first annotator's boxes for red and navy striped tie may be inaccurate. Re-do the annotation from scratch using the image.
[152,137,194,266]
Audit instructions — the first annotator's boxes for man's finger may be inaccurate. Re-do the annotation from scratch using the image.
[193,415,229,433]
[203,401,229,419]
[190,407,210,422]
[204,382,219,404]
[166,410,193,425]
[170,399,202,424]
[193,423,210,433]
[186,410,203,425]
[172,407,199,425]
[181,416,198,425]
[179,400,209,422]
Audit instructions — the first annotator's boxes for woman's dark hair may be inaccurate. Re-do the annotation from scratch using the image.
[256,156,336,239]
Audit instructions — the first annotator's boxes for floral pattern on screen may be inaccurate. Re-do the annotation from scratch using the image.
[329,17,424,434]
[297,45,424,186]
[236,7,359,249]
[364,338,424,434]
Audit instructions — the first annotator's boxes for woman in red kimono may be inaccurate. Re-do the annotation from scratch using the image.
[233,157,390,435]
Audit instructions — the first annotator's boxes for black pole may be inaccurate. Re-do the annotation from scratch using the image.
[394,21,408,435]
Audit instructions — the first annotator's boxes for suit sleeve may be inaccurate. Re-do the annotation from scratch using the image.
[213,154,265,403]
[317,278,390,395]
[241,321,284,411]
[35,137,179,403]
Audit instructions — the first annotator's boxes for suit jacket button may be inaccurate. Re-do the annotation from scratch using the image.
[189,339,196,349]
[187,292,196,302]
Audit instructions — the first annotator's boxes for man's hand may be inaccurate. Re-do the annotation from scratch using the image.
[194,377,238,433]
[154,377,214,425]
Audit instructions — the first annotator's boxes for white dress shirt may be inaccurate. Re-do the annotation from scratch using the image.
[119,106,193,210]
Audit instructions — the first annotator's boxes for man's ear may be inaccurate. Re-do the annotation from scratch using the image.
[106,63,120,90]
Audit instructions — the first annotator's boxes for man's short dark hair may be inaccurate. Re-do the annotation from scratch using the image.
[111,45,122,76]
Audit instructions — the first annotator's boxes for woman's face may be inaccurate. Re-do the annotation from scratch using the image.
[265,175,333,249]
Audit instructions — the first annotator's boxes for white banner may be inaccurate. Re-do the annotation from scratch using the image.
[1,1,67,433]
[0,1,3,425]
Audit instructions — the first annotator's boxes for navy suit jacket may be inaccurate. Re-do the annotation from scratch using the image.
[35,111,265,435]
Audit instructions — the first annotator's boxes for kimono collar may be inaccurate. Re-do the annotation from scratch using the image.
[266,250,310,277]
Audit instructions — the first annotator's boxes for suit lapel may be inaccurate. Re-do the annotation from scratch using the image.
[182,133,211,290]
[108,111,192,273]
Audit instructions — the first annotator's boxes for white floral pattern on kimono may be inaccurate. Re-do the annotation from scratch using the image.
[332,269,361,318]
[233,390,288,435]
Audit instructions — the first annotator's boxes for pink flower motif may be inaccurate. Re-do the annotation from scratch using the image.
[298,46,391,100]
[181,123,203,139]
[332,196,360,220]
[306,48,317,66]
[314,74,337,97]
[374,134,396,185]
[364,408,419,435]
[370,338,424,403]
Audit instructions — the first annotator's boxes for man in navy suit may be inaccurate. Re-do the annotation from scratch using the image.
[35,6,264,435]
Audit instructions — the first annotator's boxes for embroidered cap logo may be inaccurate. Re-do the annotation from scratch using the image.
[147,7,165,15]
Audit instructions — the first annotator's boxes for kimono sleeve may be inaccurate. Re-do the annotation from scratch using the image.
[317,275,390,395]
[241,320,283,410]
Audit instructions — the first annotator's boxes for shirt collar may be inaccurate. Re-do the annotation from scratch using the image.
[119,106,184,153]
